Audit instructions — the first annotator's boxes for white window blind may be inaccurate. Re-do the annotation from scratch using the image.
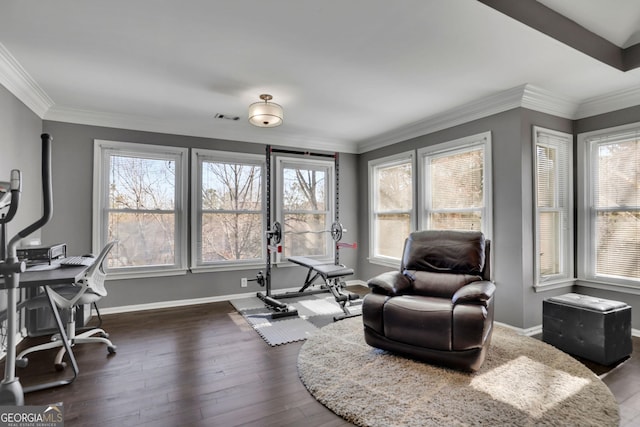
[419,132,492,236]
[533,127,573,285]
[369,152,414,263]
[584,129,640,283]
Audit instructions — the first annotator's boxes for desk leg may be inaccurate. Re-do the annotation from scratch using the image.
[0,286,24,405]
[22,285,79,393]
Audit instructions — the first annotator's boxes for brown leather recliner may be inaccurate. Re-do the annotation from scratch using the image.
[362,230,495,372]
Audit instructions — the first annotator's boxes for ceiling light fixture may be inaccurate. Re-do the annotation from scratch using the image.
[248,94,283,127]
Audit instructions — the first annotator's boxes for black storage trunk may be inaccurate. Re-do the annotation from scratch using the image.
[542,293,632,365]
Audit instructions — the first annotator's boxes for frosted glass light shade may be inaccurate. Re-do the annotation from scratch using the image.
[248,97,283,127]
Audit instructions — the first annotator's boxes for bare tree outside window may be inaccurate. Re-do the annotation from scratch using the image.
[282,165,329,257]
[199,161,263,262]
[108,155,177,267]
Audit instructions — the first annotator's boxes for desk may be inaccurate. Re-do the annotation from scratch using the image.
[0,265,90,396]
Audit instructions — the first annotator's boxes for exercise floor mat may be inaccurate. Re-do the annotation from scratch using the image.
[230,292,361,346]
[245,316,319,346]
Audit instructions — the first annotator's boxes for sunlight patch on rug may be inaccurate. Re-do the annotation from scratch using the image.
[471,355,591,419]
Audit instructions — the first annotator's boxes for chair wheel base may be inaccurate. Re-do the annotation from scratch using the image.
[15,358,28,368]
[54,362,67,372]
[107,345,117,354]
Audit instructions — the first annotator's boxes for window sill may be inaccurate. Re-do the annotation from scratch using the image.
[367,257,401,269]
[533,278,576,292]
[190,262,266,273]
[576,279,640,296]
[106,268,188,281]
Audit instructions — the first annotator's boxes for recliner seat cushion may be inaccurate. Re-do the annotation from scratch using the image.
[384,296,452,351]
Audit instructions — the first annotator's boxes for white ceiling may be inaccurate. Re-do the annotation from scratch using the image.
[538,0,640,48]
[1,0,640,154]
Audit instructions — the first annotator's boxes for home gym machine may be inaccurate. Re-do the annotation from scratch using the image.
[252,145,298,318]
[253,219,298,318]
[0,134,54,405]
[253,145,358,320]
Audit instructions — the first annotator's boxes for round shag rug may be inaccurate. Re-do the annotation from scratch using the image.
[297,317,619,427]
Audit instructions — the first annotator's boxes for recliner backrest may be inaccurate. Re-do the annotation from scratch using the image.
[400,230,489,296]
[401,230,486,275]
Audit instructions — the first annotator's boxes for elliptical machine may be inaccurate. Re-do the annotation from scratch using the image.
[0,134,54,405]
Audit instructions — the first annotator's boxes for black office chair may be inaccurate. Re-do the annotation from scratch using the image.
[17,241,118,371]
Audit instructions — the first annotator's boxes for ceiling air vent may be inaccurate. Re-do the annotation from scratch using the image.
[214,113,240,121]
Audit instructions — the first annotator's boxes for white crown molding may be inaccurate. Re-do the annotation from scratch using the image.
[46,105,356,153]
[2,37,639,153]
[520,85,579,119]
[357,85,525,154]
[575,85,640,119]
[0,43,54,118]
[357,84,580,153]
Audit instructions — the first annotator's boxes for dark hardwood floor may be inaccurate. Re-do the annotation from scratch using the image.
[2,291,639,427]
[598,338,640,426]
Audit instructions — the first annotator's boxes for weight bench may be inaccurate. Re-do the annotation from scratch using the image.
[284,256,361,321]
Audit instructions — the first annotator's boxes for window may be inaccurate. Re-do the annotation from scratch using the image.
[192,149,265,269]
[533,127,573,286]
[578,124,640,286]
[418,132,492,236]
[276,156,335,262]
[93,140,188,278]
[368,152,414,265]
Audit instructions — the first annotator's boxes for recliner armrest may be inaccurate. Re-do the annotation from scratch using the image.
[367,271,411,296]
[452,280,496,307]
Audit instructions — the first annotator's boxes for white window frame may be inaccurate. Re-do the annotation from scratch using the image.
[275,155,335,264]
[368,150,415,267]
[92,140,188,279]
[191,149,266,272]
[417,132,493,239]
[577,122,640,291]
[533,127,574,288]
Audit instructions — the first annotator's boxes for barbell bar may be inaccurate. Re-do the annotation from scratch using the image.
[266,221,346,244]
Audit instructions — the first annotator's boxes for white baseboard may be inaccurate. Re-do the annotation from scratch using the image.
[100,290,260,315]
[100,280,367,315]
[497,321,640,338]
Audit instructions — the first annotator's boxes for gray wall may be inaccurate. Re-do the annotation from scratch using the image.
[0,85,44,244]
[40,121,359,309]
[357,108,574,330]
[0,85,43,319]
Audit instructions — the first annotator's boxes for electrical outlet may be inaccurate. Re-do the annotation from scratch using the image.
[241,278,248,288]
